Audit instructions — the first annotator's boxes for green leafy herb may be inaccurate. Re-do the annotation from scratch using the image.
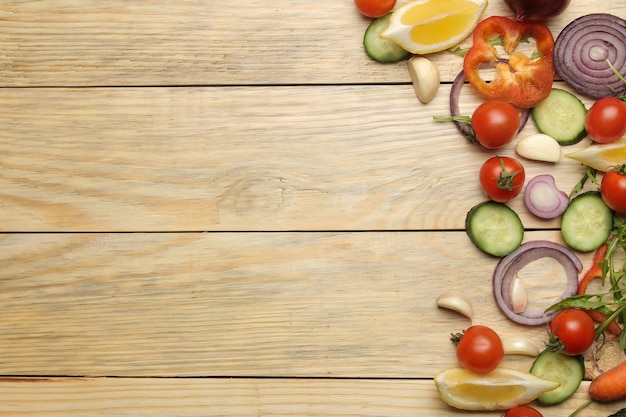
[548,216,626,349]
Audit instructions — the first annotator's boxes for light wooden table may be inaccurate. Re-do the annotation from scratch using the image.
[2,0,626,415]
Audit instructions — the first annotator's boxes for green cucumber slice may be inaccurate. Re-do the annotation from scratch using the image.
[530,350,583,405]
[531,88,587,146]
[561,191,613,252]
[363,14,410,63]
[465,201,524,257]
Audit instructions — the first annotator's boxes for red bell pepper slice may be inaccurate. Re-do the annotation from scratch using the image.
[463,16,555,108]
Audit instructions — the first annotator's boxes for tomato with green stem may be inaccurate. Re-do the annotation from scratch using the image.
[548,309,595,356]
[504,405,543,417]
[479,156,526,203]
[453,325,504,374]
[585,97,626,144]
[601,164,626,213]
[354,0,396,18]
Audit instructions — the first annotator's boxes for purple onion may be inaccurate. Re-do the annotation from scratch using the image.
[493,241,582,326]
[524,174,570,219]
[554,14,626,99]
[504,0,571,22]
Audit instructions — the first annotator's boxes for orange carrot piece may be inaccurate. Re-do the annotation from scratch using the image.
[589,360,626,401]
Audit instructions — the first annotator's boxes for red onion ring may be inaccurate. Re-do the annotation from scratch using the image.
[554,13,626,99]
[450,69,530,141]
[493,241,582,326]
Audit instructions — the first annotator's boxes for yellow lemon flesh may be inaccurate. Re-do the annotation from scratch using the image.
[434,367,560,410]
[381,0,488,54]
[566,138,626,172]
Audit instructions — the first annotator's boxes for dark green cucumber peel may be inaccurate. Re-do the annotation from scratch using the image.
[530,350,584,405]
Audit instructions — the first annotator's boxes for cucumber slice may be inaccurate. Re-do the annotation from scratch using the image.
[530,350,584,405]
[465,201,524,257]
[561,191,613,252]
[363,14,410,63]
[531,88,587,146]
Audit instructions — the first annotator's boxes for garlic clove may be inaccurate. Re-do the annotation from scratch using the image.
[516,134,562,163]
[503,335,541,357]
[408,56,440,104]
[510,275,528,313]
[436,291,474,321]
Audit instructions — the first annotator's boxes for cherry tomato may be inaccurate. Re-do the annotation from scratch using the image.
[479,156,525,203]
[455,325,504,374]
[585,97,626,144]
[601,165,626,213]
[354,0,396,18]
[549,309,595,356]
[471,100,520,149]
[504,405,544,417]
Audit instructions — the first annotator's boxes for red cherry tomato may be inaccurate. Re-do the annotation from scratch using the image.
[471,100,520,149]
[504,405,544,417]
[479,156,525,203]
[456,325,504,374]
[354,0,396,18]
[601,165,626,213]
[549,309,595,356]
[585,97,626,144]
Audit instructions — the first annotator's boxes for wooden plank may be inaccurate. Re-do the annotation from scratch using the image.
[0,83,595,232]
[0,377,624,416]
[1,0,619,87]
[0,230,593,377]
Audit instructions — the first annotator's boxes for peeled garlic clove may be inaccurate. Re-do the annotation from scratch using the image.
[503,335,540,357]
[510,276,528,313]
[516,134,562,163]
[408,56,440,104]
[436,291,473,320]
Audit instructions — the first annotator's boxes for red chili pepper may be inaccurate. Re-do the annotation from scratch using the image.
[577,243,608,295]
[577,243,622,336]
[463,16,555,109]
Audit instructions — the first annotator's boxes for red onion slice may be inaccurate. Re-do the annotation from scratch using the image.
[554,13,626,99]
[524,174,570,219]
[450,69,530,141]
[493,241,582,326]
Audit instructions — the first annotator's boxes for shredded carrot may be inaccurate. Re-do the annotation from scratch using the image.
[589,360,626,401]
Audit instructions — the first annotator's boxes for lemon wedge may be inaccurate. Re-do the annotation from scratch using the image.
[565,138,626,172]
[434,367,560,410]
[381,0,488,54]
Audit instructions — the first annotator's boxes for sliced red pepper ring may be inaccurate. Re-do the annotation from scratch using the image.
[463,16,555,108]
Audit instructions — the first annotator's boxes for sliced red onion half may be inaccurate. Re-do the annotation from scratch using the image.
[554,13,626,99]
[493,240,582,326]
[450,69,530,141]
[524,174,570,219]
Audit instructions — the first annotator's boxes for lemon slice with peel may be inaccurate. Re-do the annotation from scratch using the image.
[434,367,560,410]
[565,137,626,172]
[381,0,488,54]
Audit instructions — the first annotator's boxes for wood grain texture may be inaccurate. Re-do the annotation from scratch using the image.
[3,1,625,414]
[0,377,623,416]
[0,82,596,232]
[1,0,621,87]
[0,230,593,377]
